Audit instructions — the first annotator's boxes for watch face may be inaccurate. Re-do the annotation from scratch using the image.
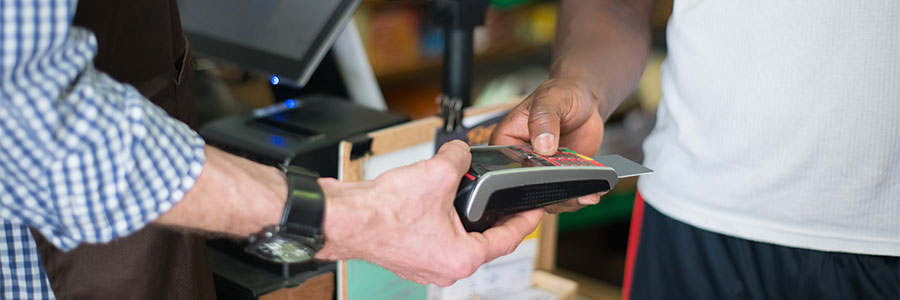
[247,236,315,263]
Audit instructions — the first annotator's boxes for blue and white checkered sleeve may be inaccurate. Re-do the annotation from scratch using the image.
[0,0,206,250]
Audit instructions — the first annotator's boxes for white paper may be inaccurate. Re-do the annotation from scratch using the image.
[363,142,434,180]
[483,287,558,300]
[429,238,537,300]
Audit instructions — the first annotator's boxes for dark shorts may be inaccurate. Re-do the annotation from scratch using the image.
[623,192,900,300]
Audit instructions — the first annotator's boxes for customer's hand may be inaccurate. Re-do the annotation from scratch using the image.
[491,78,606,213]
[314,140,543,286]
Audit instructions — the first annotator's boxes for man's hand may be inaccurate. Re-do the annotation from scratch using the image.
[314,140,543,286]
[491,78,606,213]
[490,0,653,213]
[158,143,539,286]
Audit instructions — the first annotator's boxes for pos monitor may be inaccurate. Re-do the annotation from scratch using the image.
[178,0,360,87]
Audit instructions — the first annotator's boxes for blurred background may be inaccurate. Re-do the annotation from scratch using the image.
[192,0,673,299]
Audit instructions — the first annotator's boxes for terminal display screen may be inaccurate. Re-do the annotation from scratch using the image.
[470,147,552,174]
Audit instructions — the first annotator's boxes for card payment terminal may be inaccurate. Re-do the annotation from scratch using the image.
[456,146,652,232]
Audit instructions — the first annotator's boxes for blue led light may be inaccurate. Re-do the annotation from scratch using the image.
[270,75,280,85]
[284,99,297,109]
[270,135,285,147]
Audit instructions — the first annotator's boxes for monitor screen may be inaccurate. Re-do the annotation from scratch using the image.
[179,0,359,87]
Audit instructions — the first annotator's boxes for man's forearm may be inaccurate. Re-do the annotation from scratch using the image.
[155,146,286,236]
[552,0,653,119]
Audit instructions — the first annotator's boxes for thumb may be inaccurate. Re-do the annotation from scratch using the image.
[432,140,472,178]
[527,100,562,156]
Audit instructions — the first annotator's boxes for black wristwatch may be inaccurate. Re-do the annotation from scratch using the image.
[245,164,325,264]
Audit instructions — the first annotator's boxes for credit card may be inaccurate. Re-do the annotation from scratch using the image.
[593,154,654,178]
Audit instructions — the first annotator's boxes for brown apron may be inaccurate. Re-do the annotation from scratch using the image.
[29,0,216,299]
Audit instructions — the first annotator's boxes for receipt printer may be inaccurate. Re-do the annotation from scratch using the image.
[200,95,406,177]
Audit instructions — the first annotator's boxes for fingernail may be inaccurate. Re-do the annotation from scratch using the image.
[534,133,555,154]
[577,196,598,205]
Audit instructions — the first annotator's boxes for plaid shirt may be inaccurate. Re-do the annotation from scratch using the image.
[0,0,206,299]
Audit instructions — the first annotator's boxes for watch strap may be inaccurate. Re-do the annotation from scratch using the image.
[280,165,325,243]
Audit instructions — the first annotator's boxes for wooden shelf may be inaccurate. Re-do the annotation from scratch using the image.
[374,43,551,84]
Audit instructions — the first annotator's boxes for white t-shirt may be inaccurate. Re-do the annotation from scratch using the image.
[639,0,900,256]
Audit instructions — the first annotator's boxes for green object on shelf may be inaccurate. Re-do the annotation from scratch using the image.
[346,259,426,300]
[558,190,636,233]
[491,0,535,9]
